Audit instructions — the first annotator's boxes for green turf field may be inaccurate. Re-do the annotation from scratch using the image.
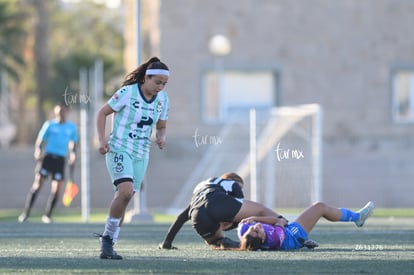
[0,210,413,274]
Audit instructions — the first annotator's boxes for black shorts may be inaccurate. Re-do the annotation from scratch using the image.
[37,154,65,181]
[189,192,242,239]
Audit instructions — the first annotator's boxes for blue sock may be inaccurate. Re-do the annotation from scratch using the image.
[340,208,359,222]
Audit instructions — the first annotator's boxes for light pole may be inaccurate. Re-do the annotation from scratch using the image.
[208,34,231,122]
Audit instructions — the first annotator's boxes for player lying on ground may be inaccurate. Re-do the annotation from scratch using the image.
[238,201,375,251]
[159,172,288,250]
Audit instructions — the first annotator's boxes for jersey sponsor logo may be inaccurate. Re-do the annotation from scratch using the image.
[133,101,140,109]
[128,129,139,140]
[127,117,154,140]
[141,106,154,111]
[132,100,156,112]
[137,116,153,128]
[156,101,163,113]
[113,88,125,100]
[115,162,124,173]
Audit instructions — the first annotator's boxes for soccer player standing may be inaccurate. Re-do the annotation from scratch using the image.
[18,103,78,224]
[96,57,170,259]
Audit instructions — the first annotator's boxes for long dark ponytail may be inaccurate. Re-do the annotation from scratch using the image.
[122,56,169,86]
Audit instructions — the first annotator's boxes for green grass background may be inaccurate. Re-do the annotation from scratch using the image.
[0,209,413,274]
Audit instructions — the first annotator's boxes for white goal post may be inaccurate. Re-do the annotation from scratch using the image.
[168,103,323,212]
[237,104,323,208]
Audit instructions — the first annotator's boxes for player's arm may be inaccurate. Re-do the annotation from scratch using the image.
[158,205,190,249]
[155,120,167,149]
[96,103,114,154]
[34,121,49,161]
[221,221,239,231]
[34,139,44,161]
[68,141,77,179]
[68,141,77,164]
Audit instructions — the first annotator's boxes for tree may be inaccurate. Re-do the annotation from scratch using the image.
[0,0,26,80]
[48,0,124,103]
[2,0,125,145]
[29,0,50,126]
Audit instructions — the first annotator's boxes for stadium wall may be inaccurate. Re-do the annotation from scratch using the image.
[157,0,414,208]
[2,0,414,211]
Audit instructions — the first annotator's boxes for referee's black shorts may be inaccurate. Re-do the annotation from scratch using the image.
[36,154,66,181]
[190,192,242,239]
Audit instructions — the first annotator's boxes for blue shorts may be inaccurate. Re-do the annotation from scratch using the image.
[105,151,148,192]
[280,222,308,250]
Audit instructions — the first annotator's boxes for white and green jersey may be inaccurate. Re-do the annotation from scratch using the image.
[107,83,169,159]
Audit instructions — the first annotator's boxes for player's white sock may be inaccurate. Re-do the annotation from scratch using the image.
[103,217,120,239]
[112,226,120,244]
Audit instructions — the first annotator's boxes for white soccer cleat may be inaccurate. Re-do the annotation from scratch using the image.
[18,214,28,223]
[355,201,375,227]
[41,215,52,224]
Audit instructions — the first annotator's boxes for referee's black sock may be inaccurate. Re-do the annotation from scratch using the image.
[45,194,58,217]
[23,189,39,217]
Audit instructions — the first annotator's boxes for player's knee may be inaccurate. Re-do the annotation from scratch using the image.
[118,186,134,202]
[119,189,134,201]
[312,201,326,210]
[31,181,43,191]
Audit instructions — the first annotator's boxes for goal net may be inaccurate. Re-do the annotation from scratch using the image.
[237,104,323,209]
[168,104,323,212]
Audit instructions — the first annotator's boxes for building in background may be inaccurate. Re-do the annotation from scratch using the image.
[145,0,414,209]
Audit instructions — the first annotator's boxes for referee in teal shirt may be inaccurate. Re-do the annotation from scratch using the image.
[18,103,78,223]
